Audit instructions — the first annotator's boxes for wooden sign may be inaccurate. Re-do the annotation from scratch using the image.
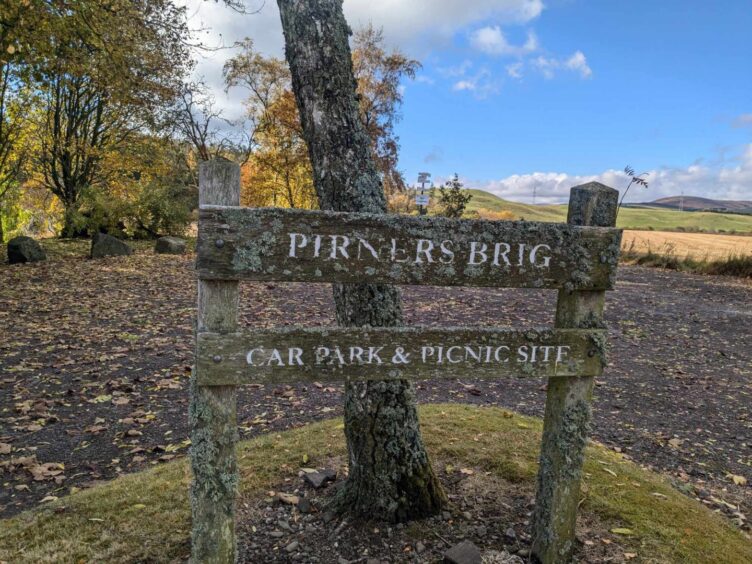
[196,326,605,385]
[197,206,622,290]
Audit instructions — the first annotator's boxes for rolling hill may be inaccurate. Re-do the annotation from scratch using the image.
[464,189,752,233]
[645,196,752,214]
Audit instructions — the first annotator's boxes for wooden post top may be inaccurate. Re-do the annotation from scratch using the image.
[567,182,619,228]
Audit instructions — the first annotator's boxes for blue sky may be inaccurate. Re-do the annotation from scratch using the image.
[182,0,752,203]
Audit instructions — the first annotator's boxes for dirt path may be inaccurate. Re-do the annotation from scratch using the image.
[0,251,749,530]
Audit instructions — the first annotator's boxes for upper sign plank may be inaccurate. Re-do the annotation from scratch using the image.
[197,207,622,290]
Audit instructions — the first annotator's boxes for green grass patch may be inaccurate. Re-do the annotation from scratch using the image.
[465,189,752,233]
[1,405,749,563]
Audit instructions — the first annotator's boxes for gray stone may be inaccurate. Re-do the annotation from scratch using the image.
[504,526,517,540]
[285,541,300,553]
[303,469,337,489]
[7,236,46,264]
[444,541,482,564]
[416,541,426,554]
[297,498,313,513]
[481,550,524,564]
[91,233,132,258]
[154,236,186,255]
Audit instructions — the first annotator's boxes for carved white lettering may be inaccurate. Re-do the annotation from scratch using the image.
[415,239,435,263]
[289,233,307,258]
[469,241,488,265]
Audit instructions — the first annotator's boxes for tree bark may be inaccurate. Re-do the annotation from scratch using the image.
[277,0,446,522]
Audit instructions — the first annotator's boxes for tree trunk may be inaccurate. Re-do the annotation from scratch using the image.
[277,0,446,522]
[61,206,77,239]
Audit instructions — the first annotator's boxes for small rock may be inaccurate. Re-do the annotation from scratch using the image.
[462,511,473,520]
[482,549,524,564]
[322,510,336,524]
[285,541,300,553]
[278,520,293,532]
[504,526,517,541]
[416,541,426,553]
[515,548,530,557]
[91,233,133,258]
[154,236,186,255]
[298,498,313,513]
[276,492,299,505]
[7,236,46,264]
[476,525,488,537]
[442,510,452,521]
[303,469,337,489]
[444,540,482,564]
[270,531,285,538]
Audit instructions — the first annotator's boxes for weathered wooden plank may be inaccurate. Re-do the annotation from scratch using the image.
[195,327,605,385]
[196,206,622,290]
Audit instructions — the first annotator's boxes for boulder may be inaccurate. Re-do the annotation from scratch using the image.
[154,236,186,255]
[303,469,337,489]
[91,233,133,258]
[7,236,46,264]
[444,540,482,564]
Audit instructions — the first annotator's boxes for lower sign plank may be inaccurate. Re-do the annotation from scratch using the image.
[196,327,606,385]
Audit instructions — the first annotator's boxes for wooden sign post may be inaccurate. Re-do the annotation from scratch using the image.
[190,160,621,563]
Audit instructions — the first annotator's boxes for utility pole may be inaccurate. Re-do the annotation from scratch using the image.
[417,172,431,216]
[680,189,684,212]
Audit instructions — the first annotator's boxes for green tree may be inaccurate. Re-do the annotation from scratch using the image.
[436,173,473,218]
[14,1,191,236]
[0,60,31,243]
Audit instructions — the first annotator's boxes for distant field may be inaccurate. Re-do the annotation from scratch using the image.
[466,189,752,233]
[622,230,752,259]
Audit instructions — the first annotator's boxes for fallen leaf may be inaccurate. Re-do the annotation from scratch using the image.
[727,473,747,486]
[611,528,635,536]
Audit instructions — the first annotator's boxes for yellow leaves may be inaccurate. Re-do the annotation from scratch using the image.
[611,527,635,536]
[90,394,112,403]
[727,473,747,486]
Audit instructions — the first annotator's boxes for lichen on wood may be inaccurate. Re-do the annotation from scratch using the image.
[196,206,622,290]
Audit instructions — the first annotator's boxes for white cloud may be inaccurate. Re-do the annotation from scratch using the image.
[564,51,592,78]
[532,51,592,79]
[177,0,545,116]
[469,26,538,56]
[506,61,523,79]
[475,145,752,204]
[451,68,500,98]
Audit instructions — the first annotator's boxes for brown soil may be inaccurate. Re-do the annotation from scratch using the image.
[1,251,750,533]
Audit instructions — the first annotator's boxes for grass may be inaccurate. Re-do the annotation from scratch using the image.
[1,405,749,563]
[465,189,752,233]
